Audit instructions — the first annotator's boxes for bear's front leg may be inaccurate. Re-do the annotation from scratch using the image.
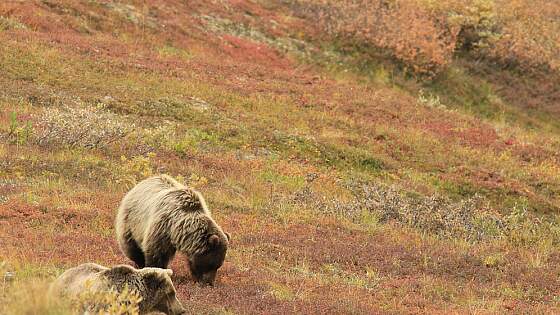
[143,224,176,269]
[145,250,175,269]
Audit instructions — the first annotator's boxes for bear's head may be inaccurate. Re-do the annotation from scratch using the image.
[188,232,230,285]
[103,266,186,315]
[141,268,187,315]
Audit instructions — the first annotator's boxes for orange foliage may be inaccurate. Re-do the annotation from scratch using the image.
[306,0,460,76]
[297,0,560,75]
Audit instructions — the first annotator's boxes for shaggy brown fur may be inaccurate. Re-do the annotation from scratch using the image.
[116,175,230,285]
[49,263,186,315]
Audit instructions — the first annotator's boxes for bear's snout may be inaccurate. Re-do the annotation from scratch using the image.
[193,270,217,286]
[170,302,187,315]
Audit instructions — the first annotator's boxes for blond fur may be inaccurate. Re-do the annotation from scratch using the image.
[116,175,228,265]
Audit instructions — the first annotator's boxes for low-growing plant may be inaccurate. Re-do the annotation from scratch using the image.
[417,89,445,109]
[7,111,33,146]
[321,264,381,291]
[483,252,506,268]
[357,184,507,241]
[267,282,296,301]
[419,0,501,52]
[200,14,315,59]
[0,281,72,315]
[187,172,209,189]
[157,44,193,60]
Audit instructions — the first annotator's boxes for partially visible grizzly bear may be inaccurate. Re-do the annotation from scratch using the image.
[116,175,230,285]
[49,263,186,315]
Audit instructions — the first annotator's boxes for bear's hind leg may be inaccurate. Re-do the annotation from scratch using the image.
[121,233,146,268]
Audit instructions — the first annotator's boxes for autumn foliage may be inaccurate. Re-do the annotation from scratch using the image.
[295,0,560,76]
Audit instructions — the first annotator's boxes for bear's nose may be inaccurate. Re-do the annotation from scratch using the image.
[199,270,217,286]
[197,279,214,287]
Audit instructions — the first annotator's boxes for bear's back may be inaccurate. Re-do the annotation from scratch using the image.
[145,175,206,214]
[49,263,107,298]
[120,176,177,223]
[126,175,207,216]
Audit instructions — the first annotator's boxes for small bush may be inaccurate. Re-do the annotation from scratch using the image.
[1,281,142,315]
[75,281,143,315]
[199,14,315,59]
[420,0,560,71]
[321,263,381,291]
[417,89,445,109]
[490,0,560,72]
[419,0,500,52]
[116,153,155,189]
[354,184,506,241]
[34,105,134,149]
[0,16,26,31]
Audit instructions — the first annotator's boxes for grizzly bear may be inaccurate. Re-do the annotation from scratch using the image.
[115,175,230,285]
[49,263,186,315]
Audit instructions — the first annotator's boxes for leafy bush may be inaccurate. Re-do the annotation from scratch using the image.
[442,0,501,51]
[421,0,560,71]
[356,184,504,241]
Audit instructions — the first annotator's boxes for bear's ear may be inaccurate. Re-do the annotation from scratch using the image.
[142,270,166,290]
[148,268,172,280]
[208,234,221,247]
[225,232,231,243]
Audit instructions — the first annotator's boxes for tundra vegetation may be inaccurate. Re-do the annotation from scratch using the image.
[1,0,560,314]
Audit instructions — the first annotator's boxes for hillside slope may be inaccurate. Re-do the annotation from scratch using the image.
[1,1,560,314]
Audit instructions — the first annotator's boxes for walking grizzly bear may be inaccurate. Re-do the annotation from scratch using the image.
[116,175,230,285]
[49,263,186,315]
